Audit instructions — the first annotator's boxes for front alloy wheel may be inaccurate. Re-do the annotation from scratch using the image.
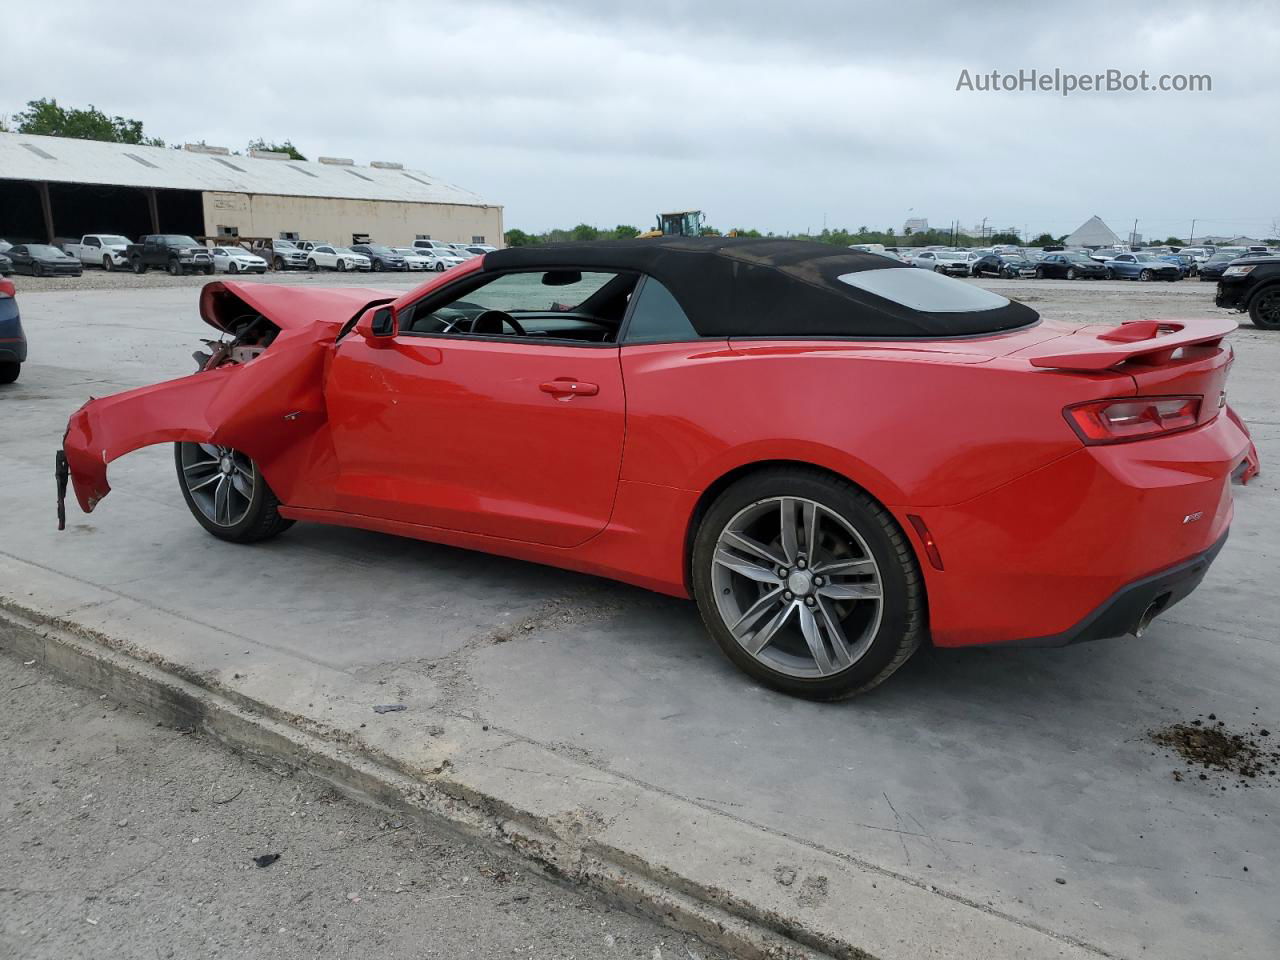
[175,443,293,543]
[1250,287,1280,330]
[692,469,924,699]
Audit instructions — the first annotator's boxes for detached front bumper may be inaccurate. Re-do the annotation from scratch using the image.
[1215,280,1248,310]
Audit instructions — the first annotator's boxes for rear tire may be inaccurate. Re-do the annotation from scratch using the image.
[32,263,43,278]
[691,467,925,700]
[1249,287,1280,330]
[0,361,19,384]
[174,443,294,544]
[273,257,285,271]
[132,258,147,274]
[1035,267,1046,279]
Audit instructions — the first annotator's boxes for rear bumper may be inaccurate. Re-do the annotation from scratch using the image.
[911,411,1251,648]
[995,531,1227,647]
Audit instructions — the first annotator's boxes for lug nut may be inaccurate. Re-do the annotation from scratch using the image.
[783,591,794,601]
[805,597,816,607]
[814,576,824,586]
[797,558,807,569]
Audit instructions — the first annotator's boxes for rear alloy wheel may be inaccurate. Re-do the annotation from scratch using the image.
[133,258,147,274]
[1035,267,1046,279]
[1250,287,1280,330]
[273,257,285,271]
[175,443,294,544]
[692,468,924,700]
[1139,269,1154,281]
[1105,268,1115,280]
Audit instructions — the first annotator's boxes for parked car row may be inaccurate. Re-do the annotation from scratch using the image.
[0,233,497,280]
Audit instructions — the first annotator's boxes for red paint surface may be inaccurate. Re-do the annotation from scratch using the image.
[62,276,1258,647]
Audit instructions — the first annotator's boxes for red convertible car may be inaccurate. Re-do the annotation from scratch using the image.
[60,239,1260,699]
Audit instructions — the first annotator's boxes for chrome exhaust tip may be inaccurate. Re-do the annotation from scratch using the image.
[1134,592,1173,637]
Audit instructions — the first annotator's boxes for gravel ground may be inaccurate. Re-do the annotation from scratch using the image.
[0,653,727,960]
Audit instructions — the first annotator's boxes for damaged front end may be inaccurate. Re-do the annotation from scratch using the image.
[57,280,389,528]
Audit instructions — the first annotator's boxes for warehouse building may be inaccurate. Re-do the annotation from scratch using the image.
[0,132,502,248]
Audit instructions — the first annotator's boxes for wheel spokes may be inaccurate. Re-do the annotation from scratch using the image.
[744,598,798,656]
[720,530,785,568]
[713,549,782,585]
[779,498,800,563]
[818,581,882,601]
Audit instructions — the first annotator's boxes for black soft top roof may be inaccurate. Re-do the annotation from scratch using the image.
[485,237,1038,338]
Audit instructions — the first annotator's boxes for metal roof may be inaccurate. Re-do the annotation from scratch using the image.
[0,132,495,208]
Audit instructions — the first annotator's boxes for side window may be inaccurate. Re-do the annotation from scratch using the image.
[399,270,637,343]
[623,277,699,344]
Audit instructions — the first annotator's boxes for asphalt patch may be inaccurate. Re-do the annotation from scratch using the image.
[1151,716,1279,784]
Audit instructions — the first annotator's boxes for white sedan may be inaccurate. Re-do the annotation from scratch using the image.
[307,245,371,272]
[390,247,434,271]
[210,246,268,275]
[422,248,469,271]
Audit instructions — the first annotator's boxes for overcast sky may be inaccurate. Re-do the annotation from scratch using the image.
[3,1,1277,239]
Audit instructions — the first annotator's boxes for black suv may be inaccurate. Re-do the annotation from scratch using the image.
[1216,255,1280,330]
[351,244,408,271]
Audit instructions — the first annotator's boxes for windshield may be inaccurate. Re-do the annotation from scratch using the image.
[1133,254,1160,262]
[27,244,68,257]
[1065,253,1093,262]
[333,247,356,255]
[99,235,129,245]
[363,244,393,255]
[392,248,417,256]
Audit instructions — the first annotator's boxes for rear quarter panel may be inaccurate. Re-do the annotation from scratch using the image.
[618,339,1133,508]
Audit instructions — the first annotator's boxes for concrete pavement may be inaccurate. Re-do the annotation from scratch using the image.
[2,281,1277,958]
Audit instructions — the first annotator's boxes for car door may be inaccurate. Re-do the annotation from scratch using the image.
[1114,254,1134,277]
[313,246,332,269]
[323,268,631,548]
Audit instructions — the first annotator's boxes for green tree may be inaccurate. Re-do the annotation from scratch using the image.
[613,224,639,239]
[1163,236,1185,246]
[503,228,537,247]
[14,98,163,146]
[1030,233,1058,247]
[247,138,307,160]
[570,223,600,242]
[988,232,1021,245]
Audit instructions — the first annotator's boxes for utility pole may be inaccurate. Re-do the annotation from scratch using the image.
[981,216,988,241]
[1189,219,1197,244]
[1130,219,1138,247]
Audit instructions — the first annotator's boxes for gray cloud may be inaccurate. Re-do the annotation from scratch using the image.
[3,1,1277,238]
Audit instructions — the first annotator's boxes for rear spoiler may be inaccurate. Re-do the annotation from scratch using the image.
[1029,318,1237,372]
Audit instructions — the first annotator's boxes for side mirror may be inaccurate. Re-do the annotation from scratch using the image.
[357,305,398,344]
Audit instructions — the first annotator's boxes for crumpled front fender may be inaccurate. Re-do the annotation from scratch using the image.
[62,321,340,515]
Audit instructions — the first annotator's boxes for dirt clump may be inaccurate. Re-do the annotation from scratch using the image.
[1151,717,1279,783]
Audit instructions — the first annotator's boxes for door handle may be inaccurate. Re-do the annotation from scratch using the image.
[540,378,599,398]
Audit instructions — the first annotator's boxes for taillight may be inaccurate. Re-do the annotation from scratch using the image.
[1064,395,1203,444]
[0,279,15,298]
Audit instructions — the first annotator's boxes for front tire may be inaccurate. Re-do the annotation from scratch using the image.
[167,259,181,277]
[691,468,925,700]
[229,262,239,274]
[1249,287,1280,330]
[1067,268,1078,280]
[132,258,147,274]
[307,259,317,272]
[174,443,294,544]
[1139,269,1153,282]
[103,256,114,272]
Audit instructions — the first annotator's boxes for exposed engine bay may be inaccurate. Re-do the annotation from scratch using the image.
[193,312,279,372]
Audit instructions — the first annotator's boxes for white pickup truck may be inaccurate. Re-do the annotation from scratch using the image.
[63,234,132,271]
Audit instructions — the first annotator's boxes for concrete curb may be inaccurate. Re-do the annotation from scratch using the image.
[1,592,1106,960]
